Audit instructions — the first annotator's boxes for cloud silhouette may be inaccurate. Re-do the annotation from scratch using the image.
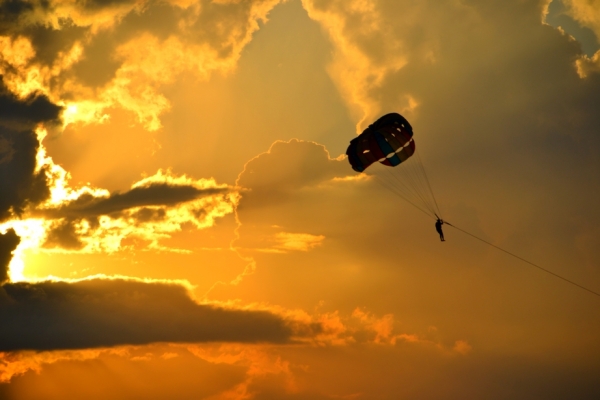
[0,229,20,284]
[0,82,62,127]
[0,278,294,351]
[0,78,62,221]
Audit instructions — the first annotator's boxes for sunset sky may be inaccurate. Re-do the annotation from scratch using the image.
[1,0,600,398]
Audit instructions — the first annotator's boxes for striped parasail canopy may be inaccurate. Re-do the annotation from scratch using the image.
[346,113,415,173]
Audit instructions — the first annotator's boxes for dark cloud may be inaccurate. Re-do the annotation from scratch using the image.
[0,0,37,34]
[0,278,295,351]
[0,127,51,220]
[42,220,84,250]
[44,183,229,219]
[0,229,20,284]
[0,77,62,220]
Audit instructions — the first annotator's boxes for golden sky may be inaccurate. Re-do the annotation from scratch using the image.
[1,0,600,398]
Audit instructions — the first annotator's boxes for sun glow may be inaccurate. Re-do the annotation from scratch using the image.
[0,219,48,282]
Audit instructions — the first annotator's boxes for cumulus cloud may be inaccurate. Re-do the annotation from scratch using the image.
[576,50,600,77]
[0,78,62,128]
[1,0,600,398]
[302,0,600,139]
[232,139,350,256]
[0,162,238,280]
[0,0,285,130]
[0,271,451,354]
[237,139,349,206]
[0,277,294,351]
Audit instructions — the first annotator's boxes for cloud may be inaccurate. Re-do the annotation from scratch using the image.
[0,162,238,278]
[43,181,229,219]
[237,139,349,207]
[0,277,294,351]
[0,229,20,284]
[1,1,599,398]
[30,169,239,253]
[231,139,350,258]
[300,0,419,127]
[0,77,62,221]
[0,78,62,128]
[0,0,285,130]
[0,127,50,220]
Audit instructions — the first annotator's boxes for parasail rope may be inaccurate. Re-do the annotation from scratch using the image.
[383,166,437,216]
[371,173,435,219]
[415,150,442,218]
[444,221,600,299]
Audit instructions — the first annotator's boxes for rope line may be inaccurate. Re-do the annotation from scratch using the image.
[371,149,441,219]
[386,165,437,217]
[371,174,433,218]
[416,151,442,218]
[445,221,600,299]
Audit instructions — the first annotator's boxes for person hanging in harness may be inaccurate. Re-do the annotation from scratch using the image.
[435,217,445,241]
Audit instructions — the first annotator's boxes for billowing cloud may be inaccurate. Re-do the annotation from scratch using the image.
[562,0,600,40]
[0,277,294,351]
[237,139,348,207]
[0,162,238,280]
[0,0,285,130]
[2,0,600,398]
[272,232,325,252]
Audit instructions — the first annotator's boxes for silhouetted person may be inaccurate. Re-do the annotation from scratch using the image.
[435,218,445,241]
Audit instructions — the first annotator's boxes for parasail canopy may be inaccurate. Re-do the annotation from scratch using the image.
[346,113,415,173]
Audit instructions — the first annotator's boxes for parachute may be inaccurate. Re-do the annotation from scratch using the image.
[346,113,441,218]
[346,113,415,172]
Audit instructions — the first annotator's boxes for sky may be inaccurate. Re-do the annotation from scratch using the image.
[1,0,600,398]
